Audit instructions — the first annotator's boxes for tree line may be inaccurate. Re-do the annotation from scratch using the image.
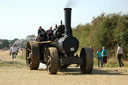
[73,13,128,59]
[0,35,36,49]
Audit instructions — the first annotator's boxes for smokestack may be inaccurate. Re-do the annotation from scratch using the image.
[64,8,72,36]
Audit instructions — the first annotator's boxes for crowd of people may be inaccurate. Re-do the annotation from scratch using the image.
[96,47,107,67]
[36,26,53,41]
[96,44,124,67]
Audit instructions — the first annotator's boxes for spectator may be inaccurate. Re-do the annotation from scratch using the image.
[116,44,124,67]
[47,26,53,40]
[10,45,18,60]
[101,47,107,66]
[97,48,103,67]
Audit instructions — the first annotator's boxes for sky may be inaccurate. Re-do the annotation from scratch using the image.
[0,0,128,40]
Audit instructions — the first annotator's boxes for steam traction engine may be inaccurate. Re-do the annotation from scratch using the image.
[26,8,93,74]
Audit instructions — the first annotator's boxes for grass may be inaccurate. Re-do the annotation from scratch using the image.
[0,50,26,68]
[17,56,26,60]
[17,49,26,60]
[0,60,26,68]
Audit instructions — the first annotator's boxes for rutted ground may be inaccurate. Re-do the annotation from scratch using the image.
[0,50,128,85]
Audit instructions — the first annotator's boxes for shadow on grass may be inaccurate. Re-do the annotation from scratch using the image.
[91,68,128,75]
[58,67,128,76]
[0,60,26,68]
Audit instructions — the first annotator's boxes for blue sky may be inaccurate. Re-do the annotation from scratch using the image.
[0,0,128,40]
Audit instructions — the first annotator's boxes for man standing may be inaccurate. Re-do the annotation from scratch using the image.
[10,45,18,60]
[101,47,107,66]
[37,26,47,63]
[97,49,103,67]
[47,26,53,40]
[37,26,47,41]
[116,44,124,67]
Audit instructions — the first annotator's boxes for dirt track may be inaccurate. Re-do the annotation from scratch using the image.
[0,50,128,85]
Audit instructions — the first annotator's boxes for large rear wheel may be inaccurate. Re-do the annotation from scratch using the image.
[26,42,40,70]
[80,48,93,74]
[46,47,59,74]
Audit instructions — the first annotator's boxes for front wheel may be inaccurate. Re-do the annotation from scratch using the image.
[46,47,59,74]
[80,48,93,74]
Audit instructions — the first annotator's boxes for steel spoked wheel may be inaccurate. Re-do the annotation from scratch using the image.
[26,42,40,70]
[80,48,93,74]
[46,47,58,74]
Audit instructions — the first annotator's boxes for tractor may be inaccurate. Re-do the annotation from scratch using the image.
[26,8,93,74]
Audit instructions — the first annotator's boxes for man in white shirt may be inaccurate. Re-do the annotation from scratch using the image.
[116,44,124,67]
[10,45,18,60]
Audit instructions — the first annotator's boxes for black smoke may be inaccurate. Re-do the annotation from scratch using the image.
[66,0,73,8]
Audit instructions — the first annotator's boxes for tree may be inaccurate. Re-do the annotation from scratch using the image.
[73,13,128,59]
[2,40,9,48]
[26,34,36,41]
[14,39,27,48]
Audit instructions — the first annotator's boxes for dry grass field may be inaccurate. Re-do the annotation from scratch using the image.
[0,50,128,85]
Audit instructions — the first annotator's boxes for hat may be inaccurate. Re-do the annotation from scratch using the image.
[39,26,42,29]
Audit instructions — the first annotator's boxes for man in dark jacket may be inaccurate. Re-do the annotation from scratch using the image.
[47,26,53,40]
[37,26,47,63]
[37,26,47,41]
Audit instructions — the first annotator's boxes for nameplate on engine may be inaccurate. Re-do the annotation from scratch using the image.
[70,47,75,51]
